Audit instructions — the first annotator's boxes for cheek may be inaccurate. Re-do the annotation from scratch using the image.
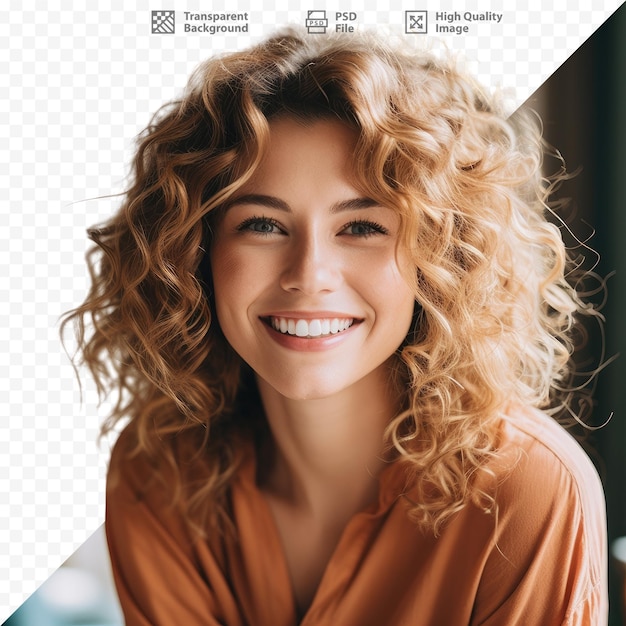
[380,263,416,340]
[210,244,244,316]
[210,243,272,324]
[365,252,415,310]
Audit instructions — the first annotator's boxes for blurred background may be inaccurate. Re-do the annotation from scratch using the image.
[528,3,626,625]
[2,4,625,625]
[2,526,122,626]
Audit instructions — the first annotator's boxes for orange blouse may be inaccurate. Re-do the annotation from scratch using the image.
[106,406,608,625]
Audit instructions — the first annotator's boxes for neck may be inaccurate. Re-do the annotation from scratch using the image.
[256,362,400,517]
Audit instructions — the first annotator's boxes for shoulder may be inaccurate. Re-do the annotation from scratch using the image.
[488,404,606,554]
[473,405,607,623]
[105,425,216,563]
[105,428,179,559]
[106,424,201,514]
[492,405,605,519]
[106,424,254,533]
[106,424,164,502]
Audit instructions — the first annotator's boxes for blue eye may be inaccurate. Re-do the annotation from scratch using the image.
[237,216,283,235]
[342,220,389,237]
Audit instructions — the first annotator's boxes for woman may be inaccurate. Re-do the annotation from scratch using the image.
[65,28,608,625]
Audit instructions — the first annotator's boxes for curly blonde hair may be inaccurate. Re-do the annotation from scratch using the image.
[63,28,600,535]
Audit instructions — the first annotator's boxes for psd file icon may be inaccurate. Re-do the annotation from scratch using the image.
[306,10,329,34]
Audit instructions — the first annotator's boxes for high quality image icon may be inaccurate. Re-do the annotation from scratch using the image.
[405,11,427,34]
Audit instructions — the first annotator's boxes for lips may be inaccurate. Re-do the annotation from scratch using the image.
[264,316,356,338]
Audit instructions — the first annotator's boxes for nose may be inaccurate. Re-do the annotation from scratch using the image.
[279,232,342,294]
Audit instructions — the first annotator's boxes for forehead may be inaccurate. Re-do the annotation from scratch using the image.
[244,116,360,192]
[265,114,358,148]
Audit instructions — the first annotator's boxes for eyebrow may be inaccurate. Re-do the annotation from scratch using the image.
[226,194,382,213]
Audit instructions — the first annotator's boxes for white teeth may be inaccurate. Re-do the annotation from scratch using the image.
[269,317,354,338]
[308,319,322,337]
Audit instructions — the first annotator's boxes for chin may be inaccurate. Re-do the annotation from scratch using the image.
[258,373,350,402]
[275,384,342,402]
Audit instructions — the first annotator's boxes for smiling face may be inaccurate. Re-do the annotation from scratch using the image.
[210,116,415,401]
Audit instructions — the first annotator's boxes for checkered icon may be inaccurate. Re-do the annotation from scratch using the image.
[152,10,175,34]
